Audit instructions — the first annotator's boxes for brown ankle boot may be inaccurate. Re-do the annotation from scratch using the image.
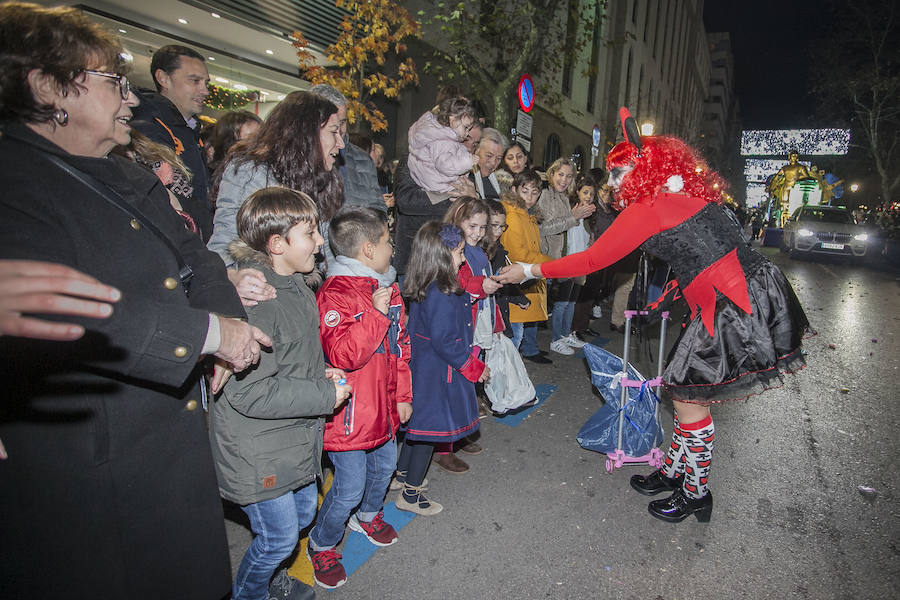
[431,452,469,473]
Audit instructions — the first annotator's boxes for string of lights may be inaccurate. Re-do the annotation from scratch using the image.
[740,129,850,156]
[204,83,260,111]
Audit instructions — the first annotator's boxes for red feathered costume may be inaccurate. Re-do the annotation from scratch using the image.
[540,130,812,404]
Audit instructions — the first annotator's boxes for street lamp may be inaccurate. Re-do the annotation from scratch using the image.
[640,122,655,136]
[850,183,860,192]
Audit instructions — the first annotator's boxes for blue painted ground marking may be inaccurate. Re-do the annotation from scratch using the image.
[328,502,416,589]
[574,336,610,359]
[493,383,557,427]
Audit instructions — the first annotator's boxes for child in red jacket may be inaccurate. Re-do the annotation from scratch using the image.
[307,208,412,590]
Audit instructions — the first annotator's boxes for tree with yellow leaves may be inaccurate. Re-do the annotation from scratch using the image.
[294,0,420,132]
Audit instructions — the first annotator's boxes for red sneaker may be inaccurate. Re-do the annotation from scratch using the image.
[348,511,398,547]
[306,546,347,589]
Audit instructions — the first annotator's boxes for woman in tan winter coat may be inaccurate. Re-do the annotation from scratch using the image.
[537,159,595,354]
[501,170,553,362]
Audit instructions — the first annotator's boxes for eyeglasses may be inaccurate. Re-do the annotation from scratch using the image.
[83,70,131,100]
[490,224,509,233]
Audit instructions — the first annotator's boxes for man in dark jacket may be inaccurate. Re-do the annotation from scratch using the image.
[131,45,213,239]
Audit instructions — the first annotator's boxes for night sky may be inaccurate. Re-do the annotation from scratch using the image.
[704,0,827,130]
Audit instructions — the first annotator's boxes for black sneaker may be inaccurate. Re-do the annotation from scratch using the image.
[522,353,552,364]
[268,568,316,600]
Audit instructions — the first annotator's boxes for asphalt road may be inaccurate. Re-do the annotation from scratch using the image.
[225,245,899,600]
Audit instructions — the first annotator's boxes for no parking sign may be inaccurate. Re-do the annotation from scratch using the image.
[518,73,534,113]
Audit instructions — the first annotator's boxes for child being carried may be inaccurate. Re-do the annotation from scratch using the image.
[407,96,478,204]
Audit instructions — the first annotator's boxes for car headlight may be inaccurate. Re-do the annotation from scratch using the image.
[854,233,868,241]
[797,228,814,237]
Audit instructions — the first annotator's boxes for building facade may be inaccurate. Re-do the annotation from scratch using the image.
[40,0,733,182]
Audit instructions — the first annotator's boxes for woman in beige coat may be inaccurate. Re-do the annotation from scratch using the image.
[537,159,595,354]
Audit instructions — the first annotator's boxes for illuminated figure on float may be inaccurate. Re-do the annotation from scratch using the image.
[766,150,814,225]
[497,108,813,524]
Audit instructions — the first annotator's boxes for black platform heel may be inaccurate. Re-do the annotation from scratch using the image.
[630,471,680,496]
[647,488,713,523]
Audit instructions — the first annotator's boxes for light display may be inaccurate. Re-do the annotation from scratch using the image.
[740,129,850,156]
[205,84,260,110]
[746,183,768,208]
[744,158,811,182]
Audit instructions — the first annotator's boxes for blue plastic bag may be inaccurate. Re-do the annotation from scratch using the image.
[577,344,664,456]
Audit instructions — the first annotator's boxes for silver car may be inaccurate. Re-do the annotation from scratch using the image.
[781,205,869,260]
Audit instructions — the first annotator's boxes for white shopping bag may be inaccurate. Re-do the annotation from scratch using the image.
[484,334,536,414]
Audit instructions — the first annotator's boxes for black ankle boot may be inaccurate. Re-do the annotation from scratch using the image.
[630,471,680,496]
[647,488,712,523]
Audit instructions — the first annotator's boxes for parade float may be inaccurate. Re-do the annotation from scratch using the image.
[740,129,850,245]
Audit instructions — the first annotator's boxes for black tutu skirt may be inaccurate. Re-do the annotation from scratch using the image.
[663,259,813,404]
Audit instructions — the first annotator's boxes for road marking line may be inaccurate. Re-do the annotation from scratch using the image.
[573,336,610,358]
[287,470,417,587]
[493,383,558,427]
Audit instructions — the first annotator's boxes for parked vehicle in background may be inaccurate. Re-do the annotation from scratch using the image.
[781,205,869,261]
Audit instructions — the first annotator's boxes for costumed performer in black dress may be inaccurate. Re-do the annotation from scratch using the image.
[497,108,813,523]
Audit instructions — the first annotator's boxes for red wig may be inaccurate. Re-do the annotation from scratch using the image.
[606,136,725,209]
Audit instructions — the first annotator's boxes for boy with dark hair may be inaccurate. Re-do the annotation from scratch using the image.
[307,207,412,589]
[210,187,352,600]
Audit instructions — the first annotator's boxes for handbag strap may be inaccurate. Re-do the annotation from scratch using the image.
[44,153,194,289]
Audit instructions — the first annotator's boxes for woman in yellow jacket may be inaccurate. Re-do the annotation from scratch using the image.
[500,170,553,364]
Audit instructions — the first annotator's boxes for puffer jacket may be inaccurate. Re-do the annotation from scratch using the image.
[209,242,336,505]
[317,270,412,451]
[407,111,474,192]
[501,200,551,323]
[537,187,578,259]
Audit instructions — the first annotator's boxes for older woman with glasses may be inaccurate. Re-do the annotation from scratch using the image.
[0,4,271,598]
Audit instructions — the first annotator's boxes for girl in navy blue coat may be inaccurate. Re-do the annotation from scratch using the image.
[395,222,490,515]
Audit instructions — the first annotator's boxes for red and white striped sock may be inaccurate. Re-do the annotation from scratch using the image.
[659,416,685,480]
[680,415,714,499]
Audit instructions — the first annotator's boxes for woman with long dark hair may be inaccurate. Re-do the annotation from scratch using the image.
[208,91,345,280]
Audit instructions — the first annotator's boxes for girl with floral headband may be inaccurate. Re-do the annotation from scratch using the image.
[498,109,812,524]
[396,222,491,515]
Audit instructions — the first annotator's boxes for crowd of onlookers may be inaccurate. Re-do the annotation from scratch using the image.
[0,4,638,599]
